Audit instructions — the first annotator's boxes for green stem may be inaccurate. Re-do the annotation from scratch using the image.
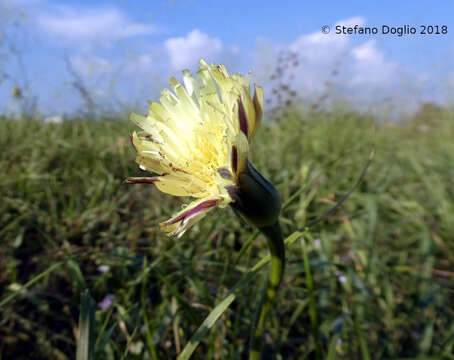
[249,221,285,360]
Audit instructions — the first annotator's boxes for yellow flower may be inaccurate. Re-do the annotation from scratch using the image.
[126,60,264,237]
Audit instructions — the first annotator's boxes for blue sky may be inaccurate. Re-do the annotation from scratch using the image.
[1,0,453,116]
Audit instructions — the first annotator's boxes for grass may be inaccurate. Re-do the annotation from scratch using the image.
[1,105,454,359]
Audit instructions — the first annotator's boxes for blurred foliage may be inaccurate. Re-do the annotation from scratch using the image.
[1,105,454,359]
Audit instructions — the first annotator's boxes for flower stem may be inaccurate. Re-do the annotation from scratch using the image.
[249,220,285,360]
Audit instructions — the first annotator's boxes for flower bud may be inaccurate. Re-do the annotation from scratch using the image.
[230,161,281,229]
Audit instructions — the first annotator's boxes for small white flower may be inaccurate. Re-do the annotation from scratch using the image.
[97,265,110,273]
[335,270,347,283]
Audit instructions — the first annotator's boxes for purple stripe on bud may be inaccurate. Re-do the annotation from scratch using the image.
[165,199,219,226]
[238,99,249,137]
[231,146,238,174]
[218,167,233,180]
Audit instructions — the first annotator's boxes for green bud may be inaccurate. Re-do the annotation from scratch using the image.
[230,161,281,229]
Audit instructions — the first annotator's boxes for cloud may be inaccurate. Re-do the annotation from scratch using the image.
[283,17,367,93]
[284,16,401,96]
[350,40,399,85]
[290,16,366,61]
[35,6,158,47]
[164,29,224,69]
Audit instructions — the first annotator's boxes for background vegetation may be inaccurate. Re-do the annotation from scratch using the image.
[1,101,454,359]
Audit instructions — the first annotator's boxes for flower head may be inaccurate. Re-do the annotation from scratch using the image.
[126,60,274,237]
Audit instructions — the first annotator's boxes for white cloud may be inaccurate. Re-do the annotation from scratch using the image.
[284,16,401,96]
[35,6,158,47]
[290,16,366,61]
[283,17,367,93]
[350,40,399,85]
[335,16,367,29]
[164,29,223,69]
[352,40,379,60]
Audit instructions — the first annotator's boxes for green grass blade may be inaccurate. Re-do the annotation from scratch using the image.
[76,290,96,360]
[0,261,65,308]
[326,333,341,360]
[301,234,322,359]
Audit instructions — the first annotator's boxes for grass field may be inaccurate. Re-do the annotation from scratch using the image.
[1,105,454,359]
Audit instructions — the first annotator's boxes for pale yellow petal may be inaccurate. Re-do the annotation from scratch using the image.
[182,69,200,100]
[153,176,204,197]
